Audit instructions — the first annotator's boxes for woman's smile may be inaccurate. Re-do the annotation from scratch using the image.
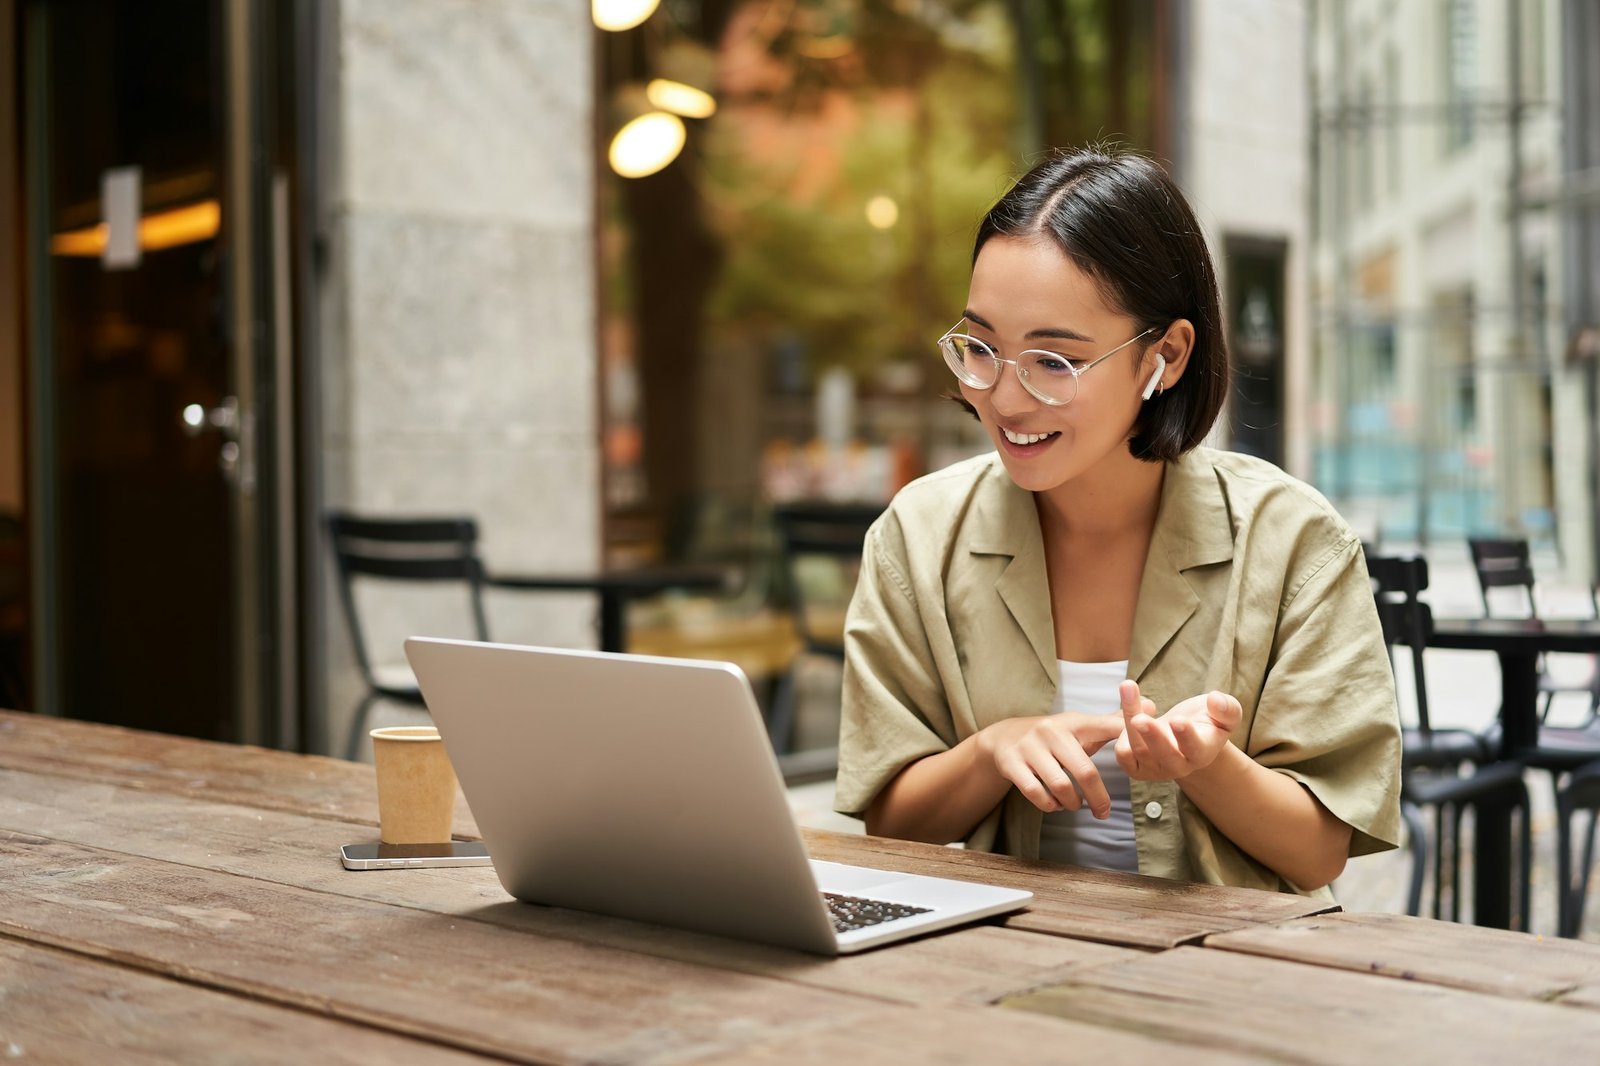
[998,425,1061,455]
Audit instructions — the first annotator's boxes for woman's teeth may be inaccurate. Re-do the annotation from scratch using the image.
[1002,428,1058,445]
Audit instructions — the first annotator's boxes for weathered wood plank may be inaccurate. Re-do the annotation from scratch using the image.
[1204,911,1600,1002]
[0,834,882,1066]
[1003,944,1600,1063]
[0,910,1253,1066]
[675,1002,1270,1066]
[0,709,481,837]
[0,937,504,1065]
[0,767,1140,1008]
[1558,984,1600,1011]
[805,828,1337,949]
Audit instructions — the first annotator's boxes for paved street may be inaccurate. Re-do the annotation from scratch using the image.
[787,539,1600,939]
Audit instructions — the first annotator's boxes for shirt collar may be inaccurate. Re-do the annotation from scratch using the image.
[965,448,1235,683]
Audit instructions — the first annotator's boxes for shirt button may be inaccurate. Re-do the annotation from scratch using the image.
[1144,801,1163,820]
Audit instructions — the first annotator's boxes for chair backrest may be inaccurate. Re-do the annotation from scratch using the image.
[326,513,489,685]
[1368,553,1436,733]
[771,502,883,658]
[1466,536,1538,618]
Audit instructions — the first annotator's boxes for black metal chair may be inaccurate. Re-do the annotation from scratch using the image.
[1556,757,1600,937]
[767,502,882,760]
[326,513,489,760]
[1369,553,1531,925]
[1467,536,1600,725]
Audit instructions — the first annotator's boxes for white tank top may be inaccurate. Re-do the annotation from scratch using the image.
[1036,659,1139,872]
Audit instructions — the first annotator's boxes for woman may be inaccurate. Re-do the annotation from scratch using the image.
[834,147,1401,896]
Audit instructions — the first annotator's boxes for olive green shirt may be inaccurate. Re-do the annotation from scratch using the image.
[834,447,1403,898]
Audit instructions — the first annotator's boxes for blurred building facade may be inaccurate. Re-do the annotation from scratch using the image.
[1308,0,1598,586]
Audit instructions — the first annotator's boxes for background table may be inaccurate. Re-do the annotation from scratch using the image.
[1425,616,1600,927]
[4,709,1600,1063]
[1427,617,1600,754]
[489,565,734,652]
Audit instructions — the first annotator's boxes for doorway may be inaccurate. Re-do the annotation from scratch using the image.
[17,0,302,744]
[1224,235,1288,468]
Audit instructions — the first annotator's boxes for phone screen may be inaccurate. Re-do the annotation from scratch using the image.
[340,840,491,869]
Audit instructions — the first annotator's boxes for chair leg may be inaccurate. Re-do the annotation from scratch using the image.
[1400,800,1428,917]
[1515,780,1532,933]
[1558,780,1576,937]
[766,668,798,756]
[1448,801,1466,923]
[1576,811,1599,938]
[1432,803,1451,922]
[344,692,379,762]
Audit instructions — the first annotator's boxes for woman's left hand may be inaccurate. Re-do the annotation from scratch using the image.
[1114,680,1242,781]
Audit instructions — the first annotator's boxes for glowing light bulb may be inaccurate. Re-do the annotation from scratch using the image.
[646,78,717,119]
[593,0,659,32]
[609,112,686,178]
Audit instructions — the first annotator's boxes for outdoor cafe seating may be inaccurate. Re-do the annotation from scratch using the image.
[1464,536,1600,934]
[323,501,881,780]
[1467,536,1600,724]
[1366,538,1600,935]
[1370,552,1530,925]
[326,513,490,760]
[765,501,882,760]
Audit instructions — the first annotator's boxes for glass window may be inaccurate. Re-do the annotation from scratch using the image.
[598,0,1173,563]
[1441,0,1475,154]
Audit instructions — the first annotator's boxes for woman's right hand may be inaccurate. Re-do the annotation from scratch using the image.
[976,714,1126,818]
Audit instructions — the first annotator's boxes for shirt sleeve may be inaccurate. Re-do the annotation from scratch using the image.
[1247,535,1404,856]
[833,520,956,818]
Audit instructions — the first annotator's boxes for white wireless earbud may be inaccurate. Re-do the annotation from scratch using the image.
[1141,356,1167,400]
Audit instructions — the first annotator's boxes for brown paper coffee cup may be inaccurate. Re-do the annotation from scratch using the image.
[370,726,458,844]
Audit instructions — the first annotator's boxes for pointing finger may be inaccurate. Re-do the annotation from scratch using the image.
[1120,680,1142,722]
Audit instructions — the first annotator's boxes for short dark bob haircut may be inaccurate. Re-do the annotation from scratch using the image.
[964,145,1228,463]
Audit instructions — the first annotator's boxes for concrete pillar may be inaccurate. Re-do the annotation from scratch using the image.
[317,0,600,754]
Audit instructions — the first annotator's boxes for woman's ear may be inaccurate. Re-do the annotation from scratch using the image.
[1147,319,1197,394]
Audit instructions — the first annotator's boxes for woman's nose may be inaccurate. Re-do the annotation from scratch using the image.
[988,360,1039,417]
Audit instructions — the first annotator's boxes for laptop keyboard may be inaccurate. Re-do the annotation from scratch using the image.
[823,892,933,934]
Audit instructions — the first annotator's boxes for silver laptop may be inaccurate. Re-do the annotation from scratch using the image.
[404,637,1032,955]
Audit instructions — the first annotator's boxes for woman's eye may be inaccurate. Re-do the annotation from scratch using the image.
[1032,354,1081,373]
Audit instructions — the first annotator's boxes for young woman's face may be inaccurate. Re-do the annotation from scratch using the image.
[958,236,1160,494]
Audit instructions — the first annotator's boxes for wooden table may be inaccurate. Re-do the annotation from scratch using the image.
[6,709,1600,1063]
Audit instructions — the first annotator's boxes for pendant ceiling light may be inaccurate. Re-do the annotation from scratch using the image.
[593,0,660,32]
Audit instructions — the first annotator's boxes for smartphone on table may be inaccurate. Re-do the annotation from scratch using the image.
[340,841,492,870]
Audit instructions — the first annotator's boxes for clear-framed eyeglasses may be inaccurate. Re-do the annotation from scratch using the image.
[938,320,1158,407]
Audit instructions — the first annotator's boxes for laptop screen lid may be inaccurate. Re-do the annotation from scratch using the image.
[405,637,1032,954]
[404,637,841,953]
